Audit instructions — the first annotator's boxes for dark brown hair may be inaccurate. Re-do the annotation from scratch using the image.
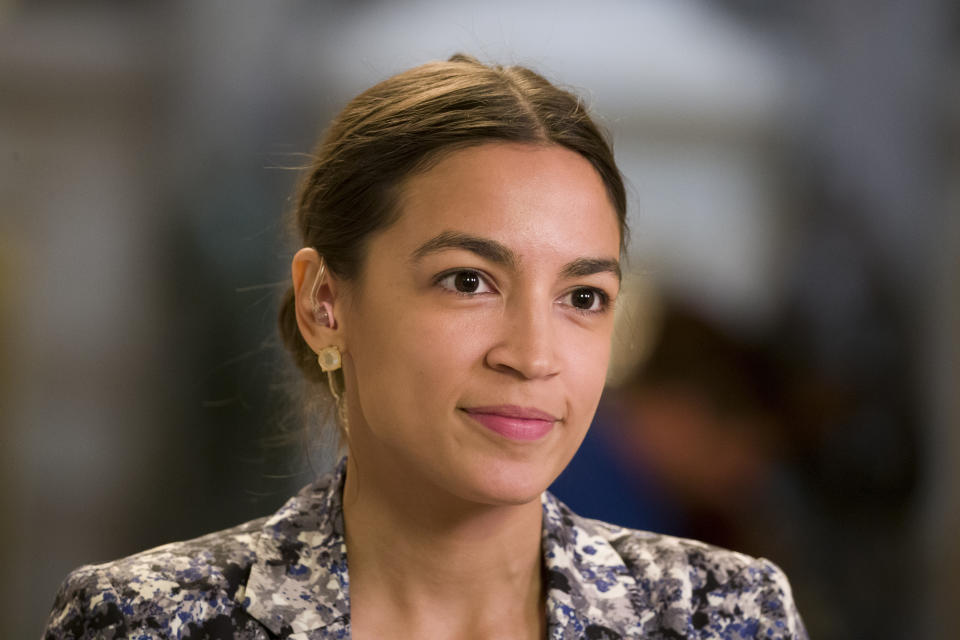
[279,53,628,384]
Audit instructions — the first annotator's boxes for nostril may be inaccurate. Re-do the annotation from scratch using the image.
[484,336,559,380]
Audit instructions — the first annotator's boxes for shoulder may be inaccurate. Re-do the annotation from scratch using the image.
[550,499,808,639]
[43,517,268,640]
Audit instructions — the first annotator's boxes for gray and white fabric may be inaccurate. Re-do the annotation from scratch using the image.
[44,460,808,639]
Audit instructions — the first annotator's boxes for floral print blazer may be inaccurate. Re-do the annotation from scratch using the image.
[44,461,808,639]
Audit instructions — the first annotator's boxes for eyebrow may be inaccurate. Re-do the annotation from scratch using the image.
[561,257,622,282]
[410,230,621,282]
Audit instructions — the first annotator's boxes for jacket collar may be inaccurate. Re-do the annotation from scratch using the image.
[241,460,642,639]
[242,459,351,639]
[541,491,644,639]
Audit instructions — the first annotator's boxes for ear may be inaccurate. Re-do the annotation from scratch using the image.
[291,247,346,356]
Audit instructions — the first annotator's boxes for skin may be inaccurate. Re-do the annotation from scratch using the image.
[292,142,622,639]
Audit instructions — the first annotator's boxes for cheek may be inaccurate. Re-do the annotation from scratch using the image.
[389,310,485,392]
[561,327,613,417]
[348,299,489,427]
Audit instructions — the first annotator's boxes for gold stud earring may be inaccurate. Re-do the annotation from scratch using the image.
[317,345,341,372]
[309,260,348,439]
[317,345,349,438]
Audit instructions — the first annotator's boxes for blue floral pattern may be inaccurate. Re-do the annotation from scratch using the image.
[44,460,807,639]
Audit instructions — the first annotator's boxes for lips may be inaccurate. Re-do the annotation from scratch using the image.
[460,405,560,442]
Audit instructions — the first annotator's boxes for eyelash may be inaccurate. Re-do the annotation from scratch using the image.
[434,269,496,297]
[434,269,612,315]
[562,288,611,315]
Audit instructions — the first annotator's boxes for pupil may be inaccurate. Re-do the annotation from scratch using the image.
[455,272,480,293]
[572,289,595,309]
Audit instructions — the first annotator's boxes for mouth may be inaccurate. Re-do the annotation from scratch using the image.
[460,405,560,442]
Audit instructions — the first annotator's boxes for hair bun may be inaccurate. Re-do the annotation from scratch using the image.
[447,52,481,65]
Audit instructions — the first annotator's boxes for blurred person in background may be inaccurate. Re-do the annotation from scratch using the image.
[553,299,793,553]
[553,256,921,638]
[42,55,807,639]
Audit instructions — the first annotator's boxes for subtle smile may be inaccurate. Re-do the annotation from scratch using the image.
[460,405,559,442]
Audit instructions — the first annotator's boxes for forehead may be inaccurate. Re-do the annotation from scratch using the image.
[390,142,621,262]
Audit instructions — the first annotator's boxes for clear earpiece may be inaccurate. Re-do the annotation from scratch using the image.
[311,259,329,326]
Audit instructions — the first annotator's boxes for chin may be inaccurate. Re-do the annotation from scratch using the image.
[453,454,563,507]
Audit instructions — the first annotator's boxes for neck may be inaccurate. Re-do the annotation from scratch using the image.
[342,452,546,638]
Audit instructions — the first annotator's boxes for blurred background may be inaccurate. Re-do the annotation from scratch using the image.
[1,0,956,638]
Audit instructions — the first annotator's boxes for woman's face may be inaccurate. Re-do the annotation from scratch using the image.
[339,142,622,506]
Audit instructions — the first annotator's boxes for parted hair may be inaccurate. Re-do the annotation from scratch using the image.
[278,53,628,384]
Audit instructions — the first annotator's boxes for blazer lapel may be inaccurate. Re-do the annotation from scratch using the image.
[541,491,645,639]
[240,462,645,639]
[241,460,352,639]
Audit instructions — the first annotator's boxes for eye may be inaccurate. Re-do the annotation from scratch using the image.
[436,269,495,295]
[561,287,609,313]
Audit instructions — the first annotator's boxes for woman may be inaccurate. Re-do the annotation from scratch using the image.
[44,54,807,639]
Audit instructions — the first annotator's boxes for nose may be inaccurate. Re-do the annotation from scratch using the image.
[485,295,560,380]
